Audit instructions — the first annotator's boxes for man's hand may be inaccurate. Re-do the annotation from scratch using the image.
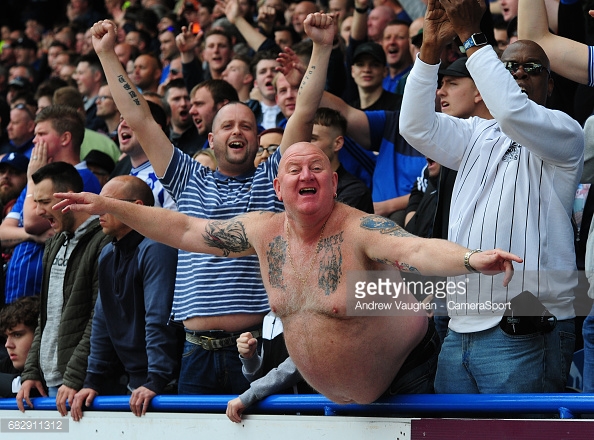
[217,0,240,24]
[303,12,335,47]
[276,47,306,88]
[70,388,98,422]
[56,384,77,417]
[226,397,247,423]
[53,191,109,216]
[27,143,49,180]
[438,0,486,42]
[90,20,118,55]
[175,24,203,55]
[257,5,277,32]
[16,380,47,412]
[469,248,523,287]
[129,386,156,417]
[237,332,257,359]
[424,0,457,49]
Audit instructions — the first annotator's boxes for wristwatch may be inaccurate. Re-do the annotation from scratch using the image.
[462,33,488,52]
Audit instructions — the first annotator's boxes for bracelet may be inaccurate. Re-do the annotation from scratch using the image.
[464,249,482,273]
[355,6,368,13]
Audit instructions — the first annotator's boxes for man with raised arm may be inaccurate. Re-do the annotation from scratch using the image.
[400,0,583,393]
[87,13,338,395]
[55,144,520,404]
[518,0,593,86]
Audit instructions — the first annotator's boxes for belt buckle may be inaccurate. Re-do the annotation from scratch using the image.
[199,335,215,350]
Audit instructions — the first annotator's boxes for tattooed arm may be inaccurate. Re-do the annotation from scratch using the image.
[53,192,259,258]
[91,20,173,177]
[359,215,522,285]
[279,13,335,154]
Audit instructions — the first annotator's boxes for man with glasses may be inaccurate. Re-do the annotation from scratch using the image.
[400,0,583,393]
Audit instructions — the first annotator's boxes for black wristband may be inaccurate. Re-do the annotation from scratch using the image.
[355,6,368,13]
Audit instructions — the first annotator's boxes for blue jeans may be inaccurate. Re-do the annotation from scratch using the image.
[435,319,575,393]
[582,306,594,392]
[178,337,251,395]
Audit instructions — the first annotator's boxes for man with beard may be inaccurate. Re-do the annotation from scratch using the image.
[0,153,28,219]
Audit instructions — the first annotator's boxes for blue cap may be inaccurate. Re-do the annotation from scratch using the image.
[0,153,29,173]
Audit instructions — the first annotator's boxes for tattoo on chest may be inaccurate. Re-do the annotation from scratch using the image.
[267,236,287,289]
[203,219,250,256]
[317,233,343,295]
[266,232,344,295]
[360,215,414,237]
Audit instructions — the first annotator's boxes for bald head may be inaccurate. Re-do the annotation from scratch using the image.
[500,40,553,106]
[278,142,332,175]
[102,175,155,206]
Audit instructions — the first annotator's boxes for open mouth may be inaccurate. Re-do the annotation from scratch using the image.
[299,187,317,195]
[120,132,132,140]
[229,141,244,149]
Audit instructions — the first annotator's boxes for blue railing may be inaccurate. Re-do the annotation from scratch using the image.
[2,394,594,418]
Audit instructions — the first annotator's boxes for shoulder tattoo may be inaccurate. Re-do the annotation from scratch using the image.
[202,219,251,257]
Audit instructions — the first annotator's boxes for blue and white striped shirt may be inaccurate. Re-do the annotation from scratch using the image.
[161,148,284,320]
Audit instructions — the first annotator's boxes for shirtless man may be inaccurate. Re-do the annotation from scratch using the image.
[54,143,520,404]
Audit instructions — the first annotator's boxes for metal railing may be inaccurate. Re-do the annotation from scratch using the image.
[2,394,594,418]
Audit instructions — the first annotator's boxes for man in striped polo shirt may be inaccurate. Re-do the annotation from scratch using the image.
[91,13,336,394]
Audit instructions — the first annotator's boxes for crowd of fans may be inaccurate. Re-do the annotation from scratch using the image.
[0,0,592,423]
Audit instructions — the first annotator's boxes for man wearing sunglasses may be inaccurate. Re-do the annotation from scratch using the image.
[400,0,583,394]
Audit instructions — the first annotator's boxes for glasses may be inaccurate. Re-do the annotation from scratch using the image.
[257,145,279,155]
[96,95,114,102]
[503,61,549,76]
[13,103,35,120]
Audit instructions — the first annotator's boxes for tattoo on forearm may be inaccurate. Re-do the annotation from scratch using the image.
[299,66,316,95]
[360,215,415,237]
[372,257,419,273]
[317,232,343,295]
[267,236,287,289]
[202,220,251,257]
[117,75,141,105]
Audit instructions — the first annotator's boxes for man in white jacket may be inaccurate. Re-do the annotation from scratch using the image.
[400,0,584,393]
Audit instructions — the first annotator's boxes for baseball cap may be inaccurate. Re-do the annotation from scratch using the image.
[13,37,37,51]
[438,57,470,78]
[0,153,29,173]
[353,42,387,66]
[8,77,29,89]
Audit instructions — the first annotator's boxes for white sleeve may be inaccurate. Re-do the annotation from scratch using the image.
[400,55,478,171]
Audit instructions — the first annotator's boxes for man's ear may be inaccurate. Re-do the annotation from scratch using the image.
[273,177,282,201]
[333,135,344,153]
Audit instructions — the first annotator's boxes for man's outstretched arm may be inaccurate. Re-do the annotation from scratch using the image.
[53,193,258,258]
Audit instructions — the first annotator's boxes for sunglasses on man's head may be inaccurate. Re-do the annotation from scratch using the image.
[503,61,549,76]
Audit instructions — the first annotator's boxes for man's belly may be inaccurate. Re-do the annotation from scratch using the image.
[283,313,428,404]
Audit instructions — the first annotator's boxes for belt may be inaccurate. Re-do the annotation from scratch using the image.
[185,329,262,351]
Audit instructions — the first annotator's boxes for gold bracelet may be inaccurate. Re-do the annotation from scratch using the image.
[464,249,482,273]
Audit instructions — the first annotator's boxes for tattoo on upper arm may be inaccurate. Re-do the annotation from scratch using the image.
[372,257,419,273]
[267,236,287,289]
[117,75,141,106]
[360,215,415,237]
[317,232,343,296]
[202,219,251,257]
